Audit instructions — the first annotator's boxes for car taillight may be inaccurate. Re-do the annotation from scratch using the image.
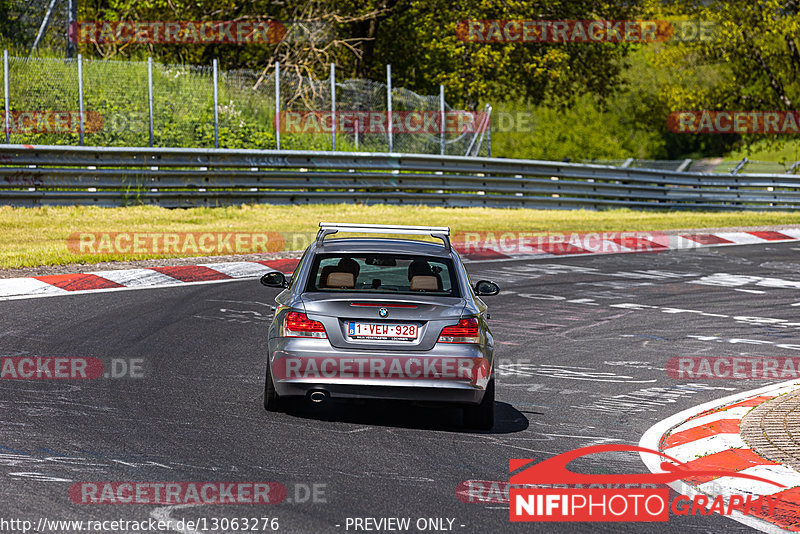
[438,317,480,343]
[283,311,327,338]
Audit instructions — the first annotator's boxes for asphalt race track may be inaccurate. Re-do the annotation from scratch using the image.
[2,241,800,533]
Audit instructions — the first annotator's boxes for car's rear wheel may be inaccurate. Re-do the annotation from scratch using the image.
[264,362,283,412]
[463,377,494,430]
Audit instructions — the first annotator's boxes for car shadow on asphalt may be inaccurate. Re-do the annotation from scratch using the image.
[277,399,528,434]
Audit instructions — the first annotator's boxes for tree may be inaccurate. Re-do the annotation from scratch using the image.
[74,0,643,109]
[631,0,800,155]
[370,0,640,108]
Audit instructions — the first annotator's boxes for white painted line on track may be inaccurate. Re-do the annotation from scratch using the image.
[0,276,264,302]
[669,406,752,435]
[0,277,67,298]
[778,229,800,239]
[640,378,800,534]
[716,232,769,245]
[85,268,180,287]
[198,261,273,278]
[698,464,800,498]
[662,433,748,464]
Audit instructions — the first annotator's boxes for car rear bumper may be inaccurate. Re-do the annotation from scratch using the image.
[268,337,492,404]
[277,381,485,404]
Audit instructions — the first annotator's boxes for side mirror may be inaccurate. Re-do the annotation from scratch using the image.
[260,271,288,288]
[474,280,499,296]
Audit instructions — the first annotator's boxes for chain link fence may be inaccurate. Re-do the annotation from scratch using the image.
[1,54,490,156]
[5,56,81,145]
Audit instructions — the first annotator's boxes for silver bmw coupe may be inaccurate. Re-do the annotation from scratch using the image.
[260,223,499,429]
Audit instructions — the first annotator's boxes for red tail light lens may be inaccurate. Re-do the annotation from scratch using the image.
[283,312,327,338]
[438,318,480,343]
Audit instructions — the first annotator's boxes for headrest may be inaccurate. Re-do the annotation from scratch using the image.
[410,275,438,291]
[326,272,355,288]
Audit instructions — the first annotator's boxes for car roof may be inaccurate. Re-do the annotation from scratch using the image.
[311,238,454,258]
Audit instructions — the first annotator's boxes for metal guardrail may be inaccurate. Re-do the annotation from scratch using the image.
[1,144,799,210]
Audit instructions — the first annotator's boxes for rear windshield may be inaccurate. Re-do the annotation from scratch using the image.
[305,253,460,297]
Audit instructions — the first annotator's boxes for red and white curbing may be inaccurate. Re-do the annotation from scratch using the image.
[0,258,300,301]
[640,379,800,533]
[457,229,800,261]
[0,229,798,301]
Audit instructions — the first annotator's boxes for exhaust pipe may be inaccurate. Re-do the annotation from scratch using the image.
[308,390,329,404]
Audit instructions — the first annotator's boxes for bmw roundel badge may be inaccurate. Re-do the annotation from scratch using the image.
[378,307,388,318]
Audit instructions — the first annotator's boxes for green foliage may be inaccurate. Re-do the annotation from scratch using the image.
[67,0,645,110]
[608,45,735,159]
[11,0,800,160]
[372,0,640,108]
[639,0,800,154]
[491,94,664,160]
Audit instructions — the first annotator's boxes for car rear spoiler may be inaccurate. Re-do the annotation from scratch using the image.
[316,222,451,251]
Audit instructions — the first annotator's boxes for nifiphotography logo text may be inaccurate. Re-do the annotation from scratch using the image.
[507,445,782,522]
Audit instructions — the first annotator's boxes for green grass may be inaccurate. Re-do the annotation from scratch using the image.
[2,204,800,269]
[4,55,364,151]
[724,139,800,164]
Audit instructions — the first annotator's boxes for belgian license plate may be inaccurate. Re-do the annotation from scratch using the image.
[348,322,417,341]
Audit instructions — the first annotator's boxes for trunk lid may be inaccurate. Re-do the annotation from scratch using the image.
[301,293,466,351]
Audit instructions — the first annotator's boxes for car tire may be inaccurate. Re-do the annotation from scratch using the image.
[463,377,494,430]
[264,362,283,412]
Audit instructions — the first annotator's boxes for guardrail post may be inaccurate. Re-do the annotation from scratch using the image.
[330,63,336,151]
[676,158,692,172]
[487,114,491,157]
[3,50,9,143]
[77,53,84,145]
[147,56,154,147]
[731,157,748,174]
[439,84,445,156]
[787,161,800,174]
[387,64,393,153]
[729,157,747,206]
[275,62,280,150]
[212,58,219,149]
